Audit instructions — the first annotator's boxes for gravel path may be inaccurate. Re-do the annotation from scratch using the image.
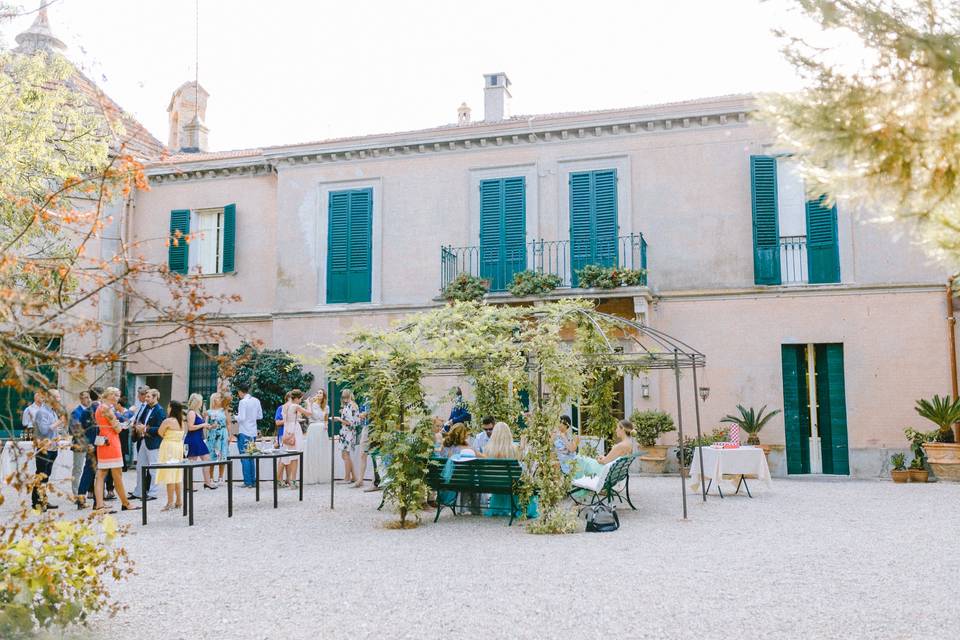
[8,473,959,639]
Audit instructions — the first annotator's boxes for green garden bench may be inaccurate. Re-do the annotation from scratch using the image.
[568,454,639,510]
[427,456,526,526]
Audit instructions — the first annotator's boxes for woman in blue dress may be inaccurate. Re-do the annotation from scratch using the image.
[554,415,579,476]
[185,393,216,490]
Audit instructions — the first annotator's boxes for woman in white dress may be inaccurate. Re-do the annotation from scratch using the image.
[277,389,311,489]
[301,388,330,484]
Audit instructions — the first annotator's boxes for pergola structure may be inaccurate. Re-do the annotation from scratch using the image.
[331,304,709,519]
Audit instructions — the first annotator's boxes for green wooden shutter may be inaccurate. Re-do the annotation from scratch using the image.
[570,169,618,286]
[479,177,526,291]
[347,188,372,303]
[751,156,781,285]
[593,169,618,267]
[222,203,236,273]
[326,192,350,303]
[327,188,372,304]
[168,209,191,275]
[815,343,849,475]
[479,179,504,289]
[781,344,811,474]
[806,195,840,284]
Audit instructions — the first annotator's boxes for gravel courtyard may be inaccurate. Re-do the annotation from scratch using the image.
[14,473,960,639]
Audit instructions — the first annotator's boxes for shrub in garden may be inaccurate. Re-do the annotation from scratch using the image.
[227,343,315,434]
[630,409,676,447]
[575,265,646,289]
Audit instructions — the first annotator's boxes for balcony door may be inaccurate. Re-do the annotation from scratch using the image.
[479,177,526,291]
[570,169,618,286]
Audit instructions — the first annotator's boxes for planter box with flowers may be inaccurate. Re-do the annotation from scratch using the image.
[508,270,563,297]
[915,395,960,481]
[442,274,489,302]
[575,265,646,289]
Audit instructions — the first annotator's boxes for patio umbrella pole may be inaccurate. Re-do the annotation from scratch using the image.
[691,362,707,503]
[673,349,688,520]
[330,433,335,510]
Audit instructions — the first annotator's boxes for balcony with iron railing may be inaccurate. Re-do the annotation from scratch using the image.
[440,233,648,295]
[779,235,808,285]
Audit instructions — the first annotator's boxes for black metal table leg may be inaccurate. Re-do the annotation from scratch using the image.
[182,466,188,516]
[298,452,303,502]
[141,467,148,525]
[255,457,260,502]
[227,460,234,517]
[188,469,195,525]
[272,457,278,508]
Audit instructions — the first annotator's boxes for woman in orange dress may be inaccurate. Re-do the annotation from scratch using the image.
[93,387,139,513]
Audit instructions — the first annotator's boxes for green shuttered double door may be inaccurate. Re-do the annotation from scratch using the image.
[750,156,840,285]
[327,188,372,304]
[570,169,618,286]
[479,177,526,291]
[781,343,849,475]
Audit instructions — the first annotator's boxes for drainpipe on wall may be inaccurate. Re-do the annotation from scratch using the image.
[948,275,959,440]
[117,192,133,394]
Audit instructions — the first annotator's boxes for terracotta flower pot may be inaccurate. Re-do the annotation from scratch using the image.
[639,444,668,474]
[891,469,909,483]
[922,443,960,482]
[908,468,929,483]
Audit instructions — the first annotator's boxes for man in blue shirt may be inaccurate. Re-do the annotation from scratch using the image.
[275,404,285,446]
[69,391,91,496]
[32,389,63,511]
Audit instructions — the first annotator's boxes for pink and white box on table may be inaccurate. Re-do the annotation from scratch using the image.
[728,424,741,447]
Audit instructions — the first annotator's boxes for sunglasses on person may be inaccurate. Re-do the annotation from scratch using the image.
[483,426,494,433]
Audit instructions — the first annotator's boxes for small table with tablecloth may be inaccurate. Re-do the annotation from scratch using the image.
[688,445,772,498]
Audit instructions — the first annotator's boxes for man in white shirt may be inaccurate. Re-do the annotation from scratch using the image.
[21,392,43,436]
[235,381,263,488]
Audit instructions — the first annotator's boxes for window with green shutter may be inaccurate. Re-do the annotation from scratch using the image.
[327,188,372,304]
[168,209,191,275]
[805,195,840,284]
[479,177,526,291]
[751,156,781,285]
[569,169,618,286]
[222,203,236,273]
[188,344,219,400]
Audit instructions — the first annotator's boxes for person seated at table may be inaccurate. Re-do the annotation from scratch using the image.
[472,416,496,454]
[156,400,186,512]
[554,415,579,475]
[440,423,471,458]
[574,419,636,479]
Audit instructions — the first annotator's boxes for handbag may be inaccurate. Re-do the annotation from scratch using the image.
[93,435,107,446]
[584,503,620,532]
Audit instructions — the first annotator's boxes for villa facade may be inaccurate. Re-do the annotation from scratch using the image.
[5,9,952,478]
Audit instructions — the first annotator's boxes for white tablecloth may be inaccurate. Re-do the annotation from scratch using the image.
[688,446,771,495]
[1,440,75,484]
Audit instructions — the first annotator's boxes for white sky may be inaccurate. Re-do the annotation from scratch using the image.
[2,0,809,151]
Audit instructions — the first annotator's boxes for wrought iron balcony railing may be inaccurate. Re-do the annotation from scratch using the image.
[779,235,808,285]
[440,233,647,293]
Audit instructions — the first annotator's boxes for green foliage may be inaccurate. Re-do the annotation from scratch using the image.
[720,404,782,445]
[763,0,960,263]
[904,426,935,469]
[0,514,133,638]
[630,409,676,447]
[575,265,646,289]
[379,418,435,527]
[442,273,489,302]
[508,270,562,297]
[227,343,315,433]
[915,394,960,442]
[574,317,621,443]
[890,452,906,471]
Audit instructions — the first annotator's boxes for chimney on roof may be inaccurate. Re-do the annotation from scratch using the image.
[167,81,210,153]
[483,72,511,122]
[457,102,471,126]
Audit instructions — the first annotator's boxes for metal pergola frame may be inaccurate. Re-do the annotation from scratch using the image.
[337,307,708,519]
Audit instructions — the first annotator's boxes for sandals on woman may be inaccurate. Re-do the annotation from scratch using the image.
[121,504,141,511]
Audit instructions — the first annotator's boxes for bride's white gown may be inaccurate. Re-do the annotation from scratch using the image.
[302,404,330,484]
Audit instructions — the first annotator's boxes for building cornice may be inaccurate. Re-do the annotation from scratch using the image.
[653,282,945,302]
[145,94,756,181]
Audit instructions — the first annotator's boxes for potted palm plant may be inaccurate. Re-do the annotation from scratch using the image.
[720,405,781,456]
[631,409,676,474]
[917,395,960,481]
[889,452,908,483]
